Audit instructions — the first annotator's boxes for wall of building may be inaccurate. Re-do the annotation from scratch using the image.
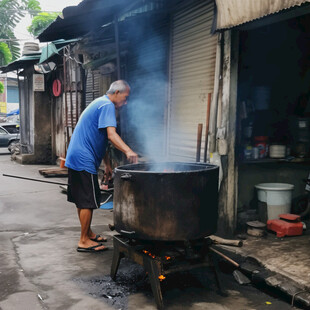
[17,70,52,164]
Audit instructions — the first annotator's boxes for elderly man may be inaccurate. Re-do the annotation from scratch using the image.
[65,80,138,252]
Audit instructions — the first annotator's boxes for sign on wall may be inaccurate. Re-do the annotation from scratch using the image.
[0,102,6,113]
[33,74,45,91]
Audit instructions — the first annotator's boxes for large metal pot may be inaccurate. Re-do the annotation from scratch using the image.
[113,162,219,241]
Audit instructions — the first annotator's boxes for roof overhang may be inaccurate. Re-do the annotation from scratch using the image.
[214,0,310,31]
[0,39,78,73]
[38,0,128,42]
[0,55,40,73]
[39,39,79,63]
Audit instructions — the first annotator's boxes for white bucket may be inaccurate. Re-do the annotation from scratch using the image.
[255,183,294,220]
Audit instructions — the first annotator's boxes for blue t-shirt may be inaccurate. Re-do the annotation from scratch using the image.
[65,95,117,174]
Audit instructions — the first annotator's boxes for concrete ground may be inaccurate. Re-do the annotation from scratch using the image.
[0,149,306,310]
[228,233,310,289]
[219,229,310,308]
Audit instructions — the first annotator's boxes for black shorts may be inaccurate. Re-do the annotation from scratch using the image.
[67,168,101,209]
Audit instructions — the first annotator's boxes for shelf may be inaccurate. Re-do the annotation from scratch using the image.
[240,158,310,164]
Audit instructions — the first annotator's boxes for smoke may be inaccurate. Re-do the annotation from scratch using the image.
[125,33,168,163]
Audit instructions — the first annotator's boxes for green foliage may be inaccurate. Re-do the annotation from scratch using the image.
[27,12,59,37]
[0,81,4,94]
[0,0,41,61]
[0,42,12,65]
[26,0,40,16]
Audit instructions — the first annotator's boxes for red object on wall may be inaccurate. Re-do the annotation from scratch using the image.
[52,79,62,97]
[267,214,303,238]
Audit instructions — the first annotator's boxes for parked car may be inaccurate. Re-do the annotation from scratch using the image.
[0,123,20,150]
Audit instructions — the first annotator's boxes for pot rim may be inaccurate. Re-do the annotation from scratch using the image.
[114,161,219,174]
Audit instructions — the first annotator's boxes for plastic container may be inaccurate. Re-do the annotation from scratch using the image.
[254,136,268,158]
[244,145,253,160]
[59,157,66,168]
[269,144,286,158]
[255,183,294,221]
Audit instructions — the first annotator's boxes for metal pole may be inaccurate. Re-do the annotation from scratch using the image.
[203,93,212,162]
[114,15,121,79]
[2,174,68,186]
[196,123,203,162]
[75,61,79,124]
[63,48,69,154]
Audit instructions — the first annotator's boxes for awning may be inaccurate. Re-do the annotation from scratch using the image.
[0,54,40,73]
[0,39,79,73]
[6,108,19,116]
[39,39,79,63]
[38,0,127,42]
[214,0,310,31]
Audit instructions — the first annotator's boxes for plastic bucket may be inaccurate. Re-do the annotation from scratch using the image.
[59,157,66,168]
[255,183,294,220]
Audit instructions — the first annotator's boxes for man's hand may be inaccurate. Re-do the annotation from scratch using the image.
[125,149,138,163]
[103,152,112,183]
[104,164,113,183]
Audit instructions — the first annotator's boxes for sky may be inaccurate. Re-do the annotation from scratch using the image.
[15,0,82,42]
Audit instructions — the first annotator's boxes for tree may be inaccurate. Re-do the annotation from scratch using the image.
[0,81,4,94]
[27,11,59,37]
[0,42,12,66]
[0,0,41,62]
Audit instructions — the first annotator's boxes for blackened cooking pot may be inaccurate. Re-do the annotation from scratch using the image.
[113,162,219,241]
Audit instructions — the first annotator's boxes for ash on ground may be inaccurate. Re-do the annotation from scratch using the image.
[73,259,150,309]
[73,258,216,310]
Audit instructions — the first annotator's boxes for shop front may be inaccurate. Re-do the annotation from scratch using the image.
[231,6,310,227]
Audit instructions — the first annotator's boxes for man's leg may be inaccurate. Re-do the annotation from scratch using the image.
[77,208,106,250]
[77,208,106,242]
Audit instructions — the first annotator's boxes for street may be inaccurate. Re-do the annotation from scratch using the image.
[0,149,302,310]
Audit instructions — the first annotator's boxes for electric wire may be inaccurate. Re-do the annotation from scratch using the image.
[0,38,35,41]
[0,9,61,14]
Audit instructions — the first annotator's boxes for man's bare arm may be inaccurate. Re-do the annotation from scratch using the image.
[106,127,138,163]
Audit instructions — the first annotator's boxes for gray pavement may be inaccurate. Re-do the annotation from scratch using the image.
[0,149,302,310]
[219,230,310,309]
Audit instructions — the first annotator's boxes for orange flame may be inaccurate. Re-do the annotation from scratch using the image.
[158,275,166,281]
[143,250,155,259]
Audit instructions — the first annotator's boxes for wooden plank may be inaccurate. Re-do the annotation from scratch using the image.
[217,30,239,236]
[39,167,68,177]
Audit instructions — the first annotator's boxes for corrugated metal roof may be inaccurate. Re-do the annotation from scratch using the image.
[0,39,78,73]
[214,0,310,31]
[37,0,167,43]
[39,39,78,64]
[38,0,126,42]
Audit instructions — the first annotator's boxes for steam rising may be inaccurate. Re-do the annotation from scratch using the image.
[125,33,168,163]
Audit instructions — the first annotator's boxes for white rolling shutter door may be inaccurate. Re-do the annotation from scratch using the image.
[168,0,216,161]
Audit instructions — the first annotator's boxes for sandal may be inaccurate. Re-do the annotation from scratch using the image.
[77,244,108,253]
[90,234,107,242]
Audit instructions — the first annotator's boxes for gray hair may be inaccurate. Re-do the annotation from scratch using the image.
[106,80,130,94]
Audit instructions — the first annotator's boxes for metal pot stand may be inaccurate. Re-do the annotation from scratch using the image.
[110,235,225,310]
